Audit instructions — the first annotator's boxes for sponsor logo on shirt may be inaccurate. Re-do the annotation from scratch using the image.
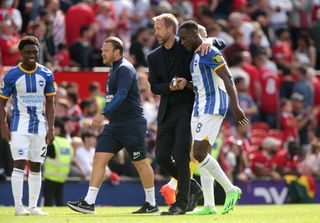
[212,54,223,64]
[106,95,113,103]
[19,95,44,105]
[52,81,57,89]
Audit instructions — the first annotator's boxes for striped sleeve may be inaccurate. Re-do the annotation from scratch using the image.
[0,71,15,99]
[44,70,57,96]
[201,47,226,71]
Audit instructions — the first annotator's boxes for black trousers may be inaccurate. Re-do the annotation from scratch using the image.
[156,103,193,209]
[43,179,64,206]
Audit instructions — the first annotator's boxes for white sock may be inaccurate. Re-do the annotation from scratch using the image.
[200,167,215,208]
[200,154,234,193]
[167,178,177,190]
[28,171,42,209]
[144,187,156,206]
[85,186,99,205]
[11,168,24,207]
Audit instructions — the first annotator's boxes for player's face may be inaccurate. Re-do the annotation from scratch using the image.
[101,42,115,65]
[154,19,172,45]
[178,28,195,52]
[20,44,39,67]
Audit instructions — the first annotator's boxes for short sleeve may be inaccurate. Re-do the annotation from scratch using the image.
[201,46,226,71]
[44,70,57,96]
[0,71,15,99]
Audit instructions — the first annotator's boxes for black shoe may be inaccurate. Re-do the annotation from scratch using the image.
[187,180,203,211]
[132,202,159,214]
[161,204,186,215]
[190,178,202,194]
[67,198,95,214]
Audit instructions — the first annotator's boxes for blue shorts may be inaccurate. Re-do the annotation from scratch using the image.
[96,122,147,161]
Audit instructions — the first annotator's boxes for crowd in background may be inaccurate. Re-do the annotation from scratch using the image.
[0,0,320,198]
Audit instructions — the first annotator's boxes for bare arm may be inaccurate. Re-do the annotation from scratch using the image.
[45,95,55,145]
[215,65,249,126]
[209,0,219,12]
[0,97,10,142]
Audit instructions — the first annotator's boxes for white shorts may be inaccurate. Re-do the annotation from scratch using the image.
[191,114,224,145]
[10,132,47,163]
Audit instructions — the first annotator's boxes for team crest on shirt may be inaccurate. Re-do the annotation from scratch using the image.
[18,149,23,156]
[39,80,44,87]
[212,54,223,64]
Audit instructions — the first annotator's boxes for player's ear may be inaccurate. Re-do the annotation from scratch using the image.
[114,48,120,56]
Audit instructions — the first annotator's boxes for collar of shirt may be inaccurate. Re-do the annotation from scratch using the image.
[112,57,124,69]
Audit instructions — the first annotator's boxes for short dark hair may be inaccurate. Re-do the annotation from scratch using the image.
[298,65,307,76]
[88,81,100,92]
[179,20,199,32]
[54,117,66,137]
[81,131,96,141]
[80,25,90,37]
[234,76,245,85]
[18,35,40,51]
[67,92,78,104]
[104,36,124,55]
[80,98,93,110]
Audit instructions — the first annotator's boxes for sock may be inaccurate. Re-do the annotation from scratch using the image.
[28,171,42,209]
[11,168,24,207]
[144,187,156,206]
[190,160,198,177]
[167,178,177,190]
[85,186,99,205]
[200,167,215,208]
[200,154,234,193]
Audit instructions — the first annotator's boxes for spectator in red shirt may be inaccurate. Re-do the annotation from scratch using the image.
[53,43,70,69]
[0,19,20,66]
[241,51,261,101]
[280,100,299,143]
[272,28,293,69]
[249,137,281,181]
[254,52,279,128]
[65,1,96,46]
[274,140,300,176]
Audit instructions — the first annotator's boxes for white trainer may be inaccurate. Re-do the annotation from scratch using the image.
[29,207,48,216]
[15,205,30,216]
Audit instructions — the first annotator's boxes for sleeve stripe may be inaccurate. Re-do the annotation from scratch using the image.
[45,92,56,96]
[213,63,226,72]
[0,94,10,99]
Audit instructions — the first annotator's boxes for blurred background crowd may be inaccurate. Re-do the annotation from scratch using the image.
[0,0,320,203]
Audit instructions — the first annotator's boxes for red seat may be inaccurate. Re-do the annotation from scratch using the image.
[268,129,284,141]
[251,129,268,138]
[251,122,269,132]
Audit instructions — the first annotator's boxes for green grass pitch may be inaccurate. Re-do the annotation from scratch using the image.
[1,204,319,223]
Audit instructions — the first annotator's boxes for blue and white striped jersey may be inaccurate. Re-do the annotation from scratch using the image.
[190,46,228,117]
[0,63,56,134]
